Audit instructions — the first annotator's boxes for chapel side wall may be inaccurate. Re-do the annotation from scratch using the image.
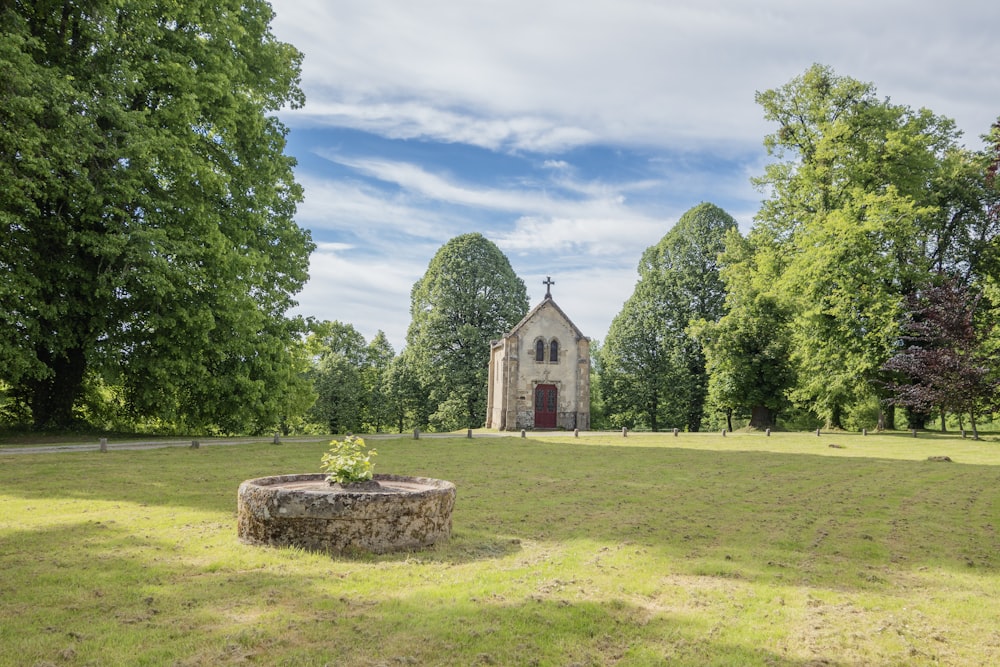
[502,335,519,430]
[486,343,501,429]
[574,336,591,430]
[486,336,519,430]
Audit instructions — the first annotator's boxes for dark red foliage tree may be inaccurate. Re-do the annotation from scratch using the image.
[881,279,997,437]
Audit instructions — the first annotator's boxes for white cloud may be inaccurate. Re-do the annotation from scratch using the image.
[495,215,665,258]
[288,101,596,153]
[294,173,459,243]
[291,245,424,350]
[272,0,1000,150]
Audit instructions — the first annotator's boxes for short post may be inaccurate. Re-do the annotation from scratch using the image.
[673,428,679,437]
[912,428,917,438]
[961,429,967,438]
[573,428,579,438]
[272,432,281,445]
[766,428,771,437]
[622,427,628,438]
[862,428,867,436]
[190,440,200,449]
[722,429,727,437]
[99,437,107,453]
[816,428,821,437]
[413,428,419,440]
[521,429,526,438]
[466,428,472,439]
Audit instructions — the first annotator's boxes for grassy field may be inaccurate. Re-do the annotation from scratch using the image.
[2,430,1000,666]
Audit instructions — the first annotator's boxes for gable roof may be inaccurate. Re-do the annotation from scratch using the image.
[501,295,588,343]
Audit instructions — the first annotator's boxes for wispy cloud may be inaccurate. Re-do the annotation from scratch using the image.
[288,101,596,153]
[271,0,999,151]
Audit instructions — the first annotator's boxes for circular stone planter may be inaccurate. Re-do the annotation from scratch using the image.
[237,473,456,555]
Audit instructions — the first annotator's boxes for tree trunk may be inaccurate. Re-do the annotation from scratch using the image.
[828,403,844,430]
[749,405,774,430]
[882,405,896,431]
[725,408,733,433]
[29,345,88,429]
[971,412,980,440]
[940,407,946,432]
[905,407,929,430]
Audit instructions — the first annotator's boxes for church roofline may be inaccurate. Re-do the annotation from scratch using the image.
[501,296,588,342]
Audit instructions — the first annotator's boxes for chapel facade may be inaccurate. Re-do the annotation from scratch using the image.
[486,279,590,431]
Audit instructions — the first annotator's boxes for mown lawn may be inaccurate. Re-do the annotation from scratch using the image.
[2,430,999,666]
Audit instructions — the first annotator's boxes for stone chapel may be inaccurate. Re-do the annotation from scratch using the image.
[486,278,591,431]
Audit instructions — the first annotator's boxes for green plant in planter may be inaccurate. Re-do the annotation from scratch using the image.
[320,435,377,484]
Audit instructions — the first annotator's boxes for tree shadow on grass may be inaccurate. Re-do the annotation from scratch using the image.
[0,521,851,667]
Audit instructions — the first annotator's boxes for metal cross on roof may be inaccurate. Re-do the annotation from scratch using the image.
[543,276,555,298]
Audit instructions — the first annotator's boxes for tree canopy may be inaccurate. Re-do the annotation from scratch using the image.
[601,202,735,431]
[1,0,313,431]
[713,64,998,431]
[405,233,528,430]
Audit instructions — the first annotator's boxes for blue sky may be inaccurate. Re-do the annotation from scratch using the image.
[267,0,1000,352]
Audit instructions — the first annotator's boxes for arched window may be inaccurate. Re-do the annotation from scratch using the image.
[549,339,559,363]
[535,339,545,362]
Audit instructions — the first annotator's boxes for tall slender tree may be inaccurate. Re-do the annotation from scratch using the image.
[405,233,528,430]
[601,203,734,431]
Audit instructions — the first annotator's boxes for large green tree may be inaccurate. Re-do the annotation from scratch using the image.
[601,203,735,431]
[405,233,528,430]
[751,64,993,429]
[0,0,313,430]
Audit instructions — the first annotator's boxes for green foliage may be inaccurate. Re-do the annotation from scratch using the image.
[362,331,395,432]
[694,228,796,430]
[0,0,313,431]
[750,64,995,429]
[384,348,431,433]
[303,322,396,435]
[320,434,377,483]
[405,233,529,430]
[601,203,735,431]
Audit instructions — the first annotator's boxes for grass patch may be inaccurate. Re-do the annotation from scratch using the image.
[2,431,1000,665]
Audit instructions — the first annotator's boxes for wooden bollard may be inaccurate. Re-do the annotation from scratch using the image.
[413,428,420,440]
[622,427,628,438]
[816,428,821,436]
[272,432,281,445]
[190,440,200,449]
[574,428,579,438]
[673,428,679,437]
[766,428,771,437]
[722,429,727,437]
[99,437,108,453]
[862,428,867,436]
[912,428,917,438]
[521,429,526,438]
[467,428,472,439]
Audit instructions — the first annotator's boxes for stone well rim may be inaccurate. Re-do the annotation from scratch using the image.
[238,473,455,499]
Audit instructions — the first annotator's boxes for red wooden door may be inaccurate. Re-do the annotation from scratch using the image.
[534,384,558,428]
